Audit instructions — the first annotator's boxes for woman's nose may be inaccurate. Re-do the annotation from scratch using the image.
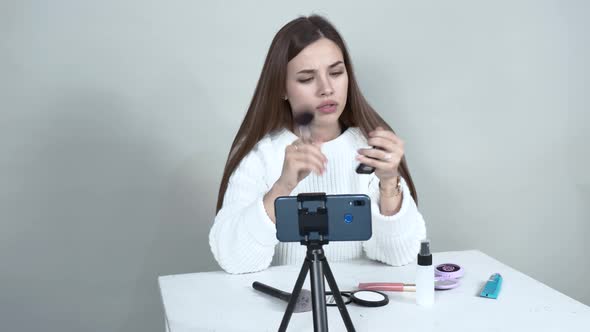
[318,75,334,96]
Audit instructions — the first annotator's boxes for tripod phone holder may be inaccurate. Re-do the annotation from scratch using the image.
[278,193,356,332]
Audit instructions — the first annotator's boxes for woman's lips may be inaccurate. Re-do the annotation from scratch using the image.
[317,103,337,114]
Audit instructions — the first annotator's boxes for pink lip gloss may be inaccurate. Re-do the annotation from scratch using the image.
[357,282,416,292]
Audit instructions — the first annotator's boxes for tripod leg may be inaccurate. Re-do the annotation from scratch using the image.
[322,260,356,332]
[279,259,311,332]
[309,250,329,332]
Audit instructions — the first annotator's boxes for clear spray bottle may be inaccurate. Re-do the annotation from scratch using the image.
[416,239,434,306]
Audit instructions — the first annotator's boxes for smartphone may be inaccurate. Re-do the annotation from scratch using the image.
[275,194,372,242]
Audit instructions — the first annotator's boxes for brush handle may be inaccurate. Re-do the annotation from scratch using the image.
[252,281,291,302]
[299,125,312,143]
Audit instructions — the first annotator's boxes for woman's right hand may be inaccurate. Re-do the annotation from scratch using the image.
[263,140,327,223]
[275,139,328,193]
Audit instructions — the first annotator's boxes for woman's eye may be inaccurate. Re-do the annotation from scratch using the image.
[298,77,313,83]
[297,71,343,83]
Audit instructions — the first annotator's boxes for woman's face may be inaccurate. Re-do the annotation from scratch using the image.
[285,38,349,130]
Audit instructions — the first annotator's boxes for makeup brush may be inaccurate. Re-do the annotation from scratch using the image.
[293,112,314,143]
[252,281,312,313]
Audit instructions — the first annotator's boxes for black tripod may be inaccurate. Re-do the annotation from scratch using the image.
[278,193,355,332]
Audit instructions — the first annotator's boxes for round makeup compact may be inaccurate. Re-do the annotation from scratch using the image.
[436,263,464,278]
[434,263,464,290]
[325,290,389,307]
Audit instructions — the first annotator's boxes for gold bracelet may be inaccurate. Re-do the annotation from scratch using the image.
[379,176,402,198]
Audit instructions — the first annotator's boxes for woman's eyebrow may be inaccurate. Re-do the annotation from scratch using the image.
[296,60,344,74]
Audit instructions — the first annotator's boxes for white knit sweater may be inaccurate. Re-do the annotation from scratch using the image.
[209,127,427,274]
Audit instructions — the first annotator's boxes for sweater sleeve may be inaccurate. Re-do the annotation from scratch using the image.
[209,145,279,274]
[362,176,427,266]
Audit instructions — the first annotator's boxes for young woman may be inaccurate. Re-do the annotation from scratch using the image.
[209,15,427,274]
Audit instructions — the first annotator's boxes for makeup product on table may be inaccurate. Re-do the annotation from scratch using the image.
[479,273,503,299]
[325,290,389,307]
[416,239,434,307]
[252,281,312,313]
[434,263,464,290]
[359,263,464,292]
[357,282,416,292]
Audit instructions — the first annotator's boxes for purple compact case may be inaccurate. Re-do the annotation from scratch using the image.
[436,263,464,279]
[434,263,464,290]
[434,278,460,290]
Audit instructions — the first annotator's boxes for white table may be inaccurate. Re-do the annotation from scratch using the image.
[158,250,590,331]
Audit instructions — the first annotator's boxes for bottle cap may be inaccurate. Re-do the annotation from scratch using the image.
[419,239,431,256]
[417,239,432,266]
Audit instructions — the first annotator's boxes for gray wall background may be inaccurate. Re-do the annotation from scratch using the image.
[1,0,588,331]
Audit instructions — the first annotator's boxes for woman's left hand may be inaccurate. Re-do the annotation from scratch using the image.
[356,127,404,184]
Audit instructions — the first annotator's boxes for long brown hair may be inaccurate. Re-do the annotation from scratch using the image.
[216,15,418,212]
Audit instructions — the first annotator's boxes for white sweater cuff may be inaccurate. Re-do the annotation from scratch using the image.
[368,176,413,234]
[364,176,424,266]
[244,198,279,246]
[210,198,278,274]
